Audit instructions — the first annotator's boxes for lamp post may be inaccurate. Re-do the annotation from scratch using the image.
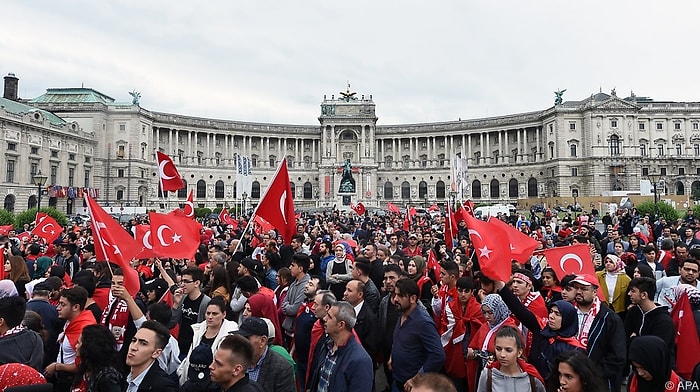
[242,192,248,217]
[647,172,661,222]
[32,171,48,212]
[449,190,458,210]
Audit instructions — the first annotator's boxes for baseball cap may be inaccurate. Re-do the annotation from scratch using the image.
[145,279,169,295]
[571,274,599,288]
[408,233,418,239]
[187,344,212,382]
[261,317,275,340]
[241,258,263,275]
[236,317,268,337]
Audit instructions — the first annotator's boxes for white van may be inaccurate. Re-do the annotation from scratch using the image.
[474,204,515,219]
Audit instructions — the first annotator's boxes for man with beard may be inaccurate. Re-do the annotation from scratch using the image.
[378,264,404,387]
[306,289,336,384]
[293,276,322,390]
[571,274,626,392]
[391,278,444,392]
[656,258,699,309]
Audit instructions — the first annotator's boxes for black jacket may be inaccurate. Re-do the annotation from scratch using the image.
[585,303,627,392]
[127,362,178,392]
[354,302,380,360]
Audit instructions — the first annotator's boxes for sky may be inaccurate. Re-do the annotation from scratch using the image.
[2,1,699,126]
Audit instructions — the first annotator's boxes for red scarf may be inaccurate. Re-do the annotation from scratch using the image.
[547,335,586,350]
[487,358,544,385]
[576,298,600,347]
[442,296,485,378]
[64,310,97,351]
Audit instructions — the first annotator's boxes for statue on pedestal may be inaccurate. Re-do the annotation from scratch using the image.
[339,159,356,193]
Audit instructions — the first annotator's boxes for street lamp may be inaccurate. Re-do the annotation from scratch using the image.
[242,192,248,216]
[647,171,661,221]
[32,171,48,212]
[449,190,458,210]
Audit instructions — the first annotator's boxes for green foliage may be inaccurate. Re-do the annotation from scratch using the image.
[194,208,212,219]
[635,200,680,222]
[0,209,14,226]
[692,204,700,218]
[212,207,223,213]
[15,207,70,228]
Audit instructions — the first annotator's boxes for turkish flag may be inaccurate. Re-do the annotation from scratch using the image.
[351,202,366,216]
[31,213,61,244]
[167,208,186,217]
[445,203,458,250]
[489,218,540,263]
[671,292,700,380]
[461,211,512,282]
[254,160,296,245]
[156,151,185,192]
[387,202,400,214]
[543,244,605,302]
[184,189,195,219]
[428,204,440,212]
[0,225,13,236]
[408,206,417,217]
[135,225,155,259]
[254,215,275,235]
[16,232,31,243]
[426,249,441,282]
[84,195,141,297]
[149,212,202,259]
[219,208,238,228]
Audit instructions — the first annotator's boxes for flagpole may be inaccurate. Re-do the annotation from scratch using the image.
[231,159,286,255]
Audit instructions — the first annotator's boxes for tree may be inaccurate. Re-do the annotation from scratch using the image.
[194,207,212,219]
[15,207,70,228]
[635,200,680,222]
[0,209,14,226]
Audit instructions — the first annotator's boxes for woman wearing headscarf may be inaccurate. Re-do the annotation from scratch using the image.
[326,243,353,300]
[406,255,433,311]
[466,294,517,392]
[596,254,631,315]
[628,336,681,392]
[496,280,585,380]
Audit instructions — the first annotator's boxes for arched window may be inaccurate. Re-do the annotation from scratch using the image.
[215,180,224,199]
[509,179,518,198]
[28,195,37,210]
[290,182,296,198]
[472,180,481,199]
[418,181,428,199]
[676,182,685,195]
[178,180,188,198]
[610,135,620,156]
[384,182,394,200]
[116,189,124,200]
[303,182,313,199]
[3,195,15,212]
[251,181,261,198]
[436,180,446,199]
[196,180,206,199]
[527,178,538,197]
[570,144,577,157]
[692,181,700,199]
[401,181,411,199]
[490,179,500,198]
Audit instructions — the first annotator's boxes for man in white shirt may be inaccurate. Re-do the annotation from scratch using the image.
[656,258,699,309]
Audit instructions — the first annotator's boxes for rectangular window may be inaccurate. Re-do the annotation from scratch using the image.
[68,153,75,161]
[695,144,700,157]
[85,157,91,163]
[660,167,667,176]
[119,123,126,131]
[642,167,649,176]
[571,167,578,177]
[569,122,576,130]
[676,144,683,156]
[6,160,15,183]
[51,150,58,158]
[68,167,75,187]
[656,123,663,130]
[610,120,618,128]
[117,145,125,158]
[657,144,664,157]
[30,163,38,182]
[675,123,681,130]
[30,147,39,155]
[638,122,645,130]
[117,169,125,177]
[50,165,57,185]
[640,144,646,157]
[7,143,16,151]
[694,123,699,130]
[84,170,90,188]
[679,167,685,175]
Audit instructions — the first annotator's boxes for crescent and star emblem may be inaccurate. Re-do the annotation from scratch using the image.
[41,223,55,235]
[159,160,176,180]
[184,201,194,218]
[143,230,153,250]
[559,253,584,273]
[279,190,288,224]
[156,225,182,247]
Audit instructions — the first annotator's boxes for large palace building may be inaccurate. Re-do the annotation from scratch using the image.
[2,73,700,214]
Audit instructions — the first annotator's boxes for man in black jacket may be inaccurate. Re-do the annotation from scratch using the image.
[0,296,44,371]
[624,277,675,352]
[124,321,178,392]
[571,274,626,392]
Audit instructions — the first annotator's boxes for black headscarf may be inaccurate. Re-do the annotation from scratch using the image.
[628,335,672,392]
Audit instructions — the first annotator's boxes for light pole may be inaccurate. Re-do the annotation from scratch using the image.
[242,192,248,217]
[32,171,48,212]
[647,172,661,222]
[449,190,458,210]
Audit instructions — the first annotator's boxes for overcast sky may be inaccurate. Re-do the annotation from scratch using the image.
[2,1,698,126]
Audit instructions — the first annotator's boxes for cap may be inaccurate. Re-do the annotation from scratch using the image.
[408,233,418,239]
[33,281,53,292]
[241,258,263,274]
[261,317,275,339]
[571,274,599,288]
[187,344,212,382]
[145,279,169,294]
[236,317,268,337]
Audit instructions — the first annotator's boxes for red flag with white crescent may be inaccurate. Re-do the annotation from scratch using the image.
[135,225,155,259]
[461,210,511,282]
[84,195,141,297]
[149,212,202,259]
[156,151,185,192]
[254,160,296,245]
[489,218,540,263]
[542,244,605,302]
[0,225,13,236]
[184,189,195,219]
[31,212,61,244]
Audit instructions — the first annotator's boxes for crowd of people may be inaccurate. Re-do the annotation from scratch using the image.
[0,205,697,392]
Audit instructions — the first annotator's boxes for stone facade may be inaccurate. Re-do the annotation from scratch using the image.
[3,75,700,213]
